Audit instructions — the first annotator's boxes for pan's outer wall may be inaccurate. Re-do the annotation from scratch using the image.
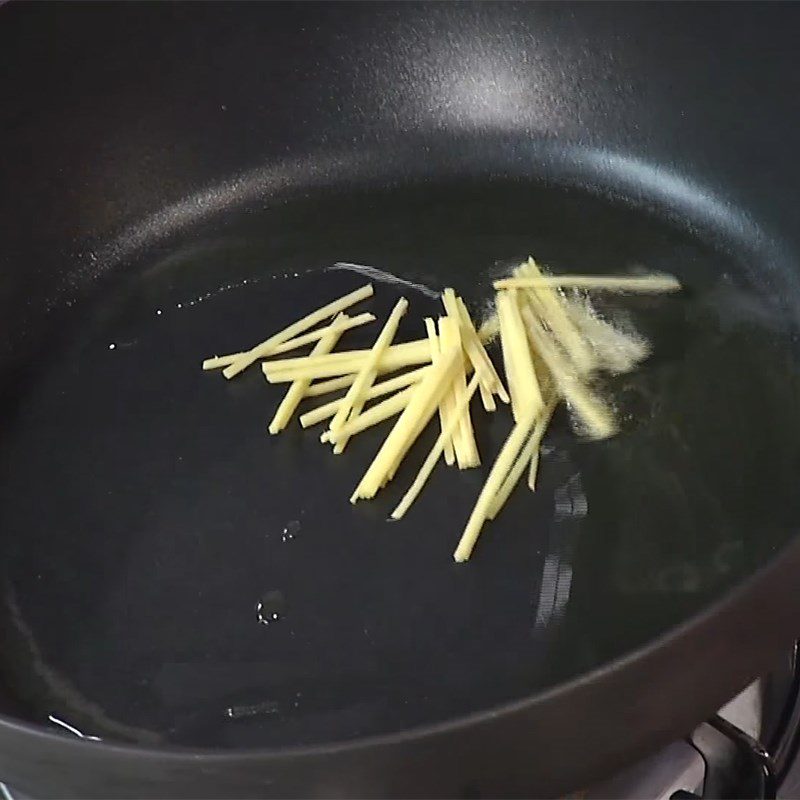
[1,2,800,797]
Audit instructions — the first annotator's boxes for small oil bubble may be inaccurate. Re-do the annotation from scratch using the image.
[256,589,285,625]
[225,700,278,720]
[281,520,301,542]
[108,343,116,350]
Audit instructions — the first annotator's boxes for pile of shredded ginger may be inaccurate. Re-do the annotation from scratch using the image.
[202,258,680,561]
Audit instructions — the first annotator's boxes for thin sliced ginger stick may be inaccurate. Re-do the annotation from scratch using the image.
[262,339,426,373]
[453,410,537,563]
[517,257,595,376]
[496,291,522,414]
[486,397,557,520]
[453,288,549,561]
[479,270,680,346]
[324,384,416,440]
[299,366,428,428]
[439,315,479,468]
[508,288,543,418]
[268,314,347,435]
[382,354,464,487]
[441,289,494,411]
[303,374,357,398]
[262,340,429,383]
[223,283,373,379]
[382,333,464,485]
[520,298,616,440]
[352,344,461,502]
[454,294,509,407]
[425,318,455,466]
[497,290,542,421]
[202,312,375,370]
[528,442,542,491]
[382,348,478,486]
[436,317,464,464]
[391,374,481,520]
[326,297,408,454]
[384,359,459,486]
[493,274,681,293]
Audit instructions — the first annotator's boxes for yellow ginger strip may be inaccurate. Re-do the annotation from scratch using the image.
[486,398,557,520]
[520,299,616,440]
[493,274,681,293]
[381,351,474,485]
[202,312,375,370]
[441,289,493,411]
[528,450,540,491]
[327,297,408,454]
[262,340,430,383]
[507,288,543,418]
[497,290,542,421]
[479,270,679,347]
[426,318,456,467]
[303,374,357,398]
[222,283,374,379]
[528,441,542,491]
[390,374,482,520]
[438,316,466,465]
[525,366,556,491]
[351,345,462,502]
[454,295,509,407]
[268,315,347,435]
[453,411,537,563]
[299,366,428,428]
[439,316,479,469]
[383,374,451,486]
[524,403,554,491]
[371,343,463,492]
[496,291,521,414]
[517,258,595,376]
[324,384,416,440]
[262,340,427,374]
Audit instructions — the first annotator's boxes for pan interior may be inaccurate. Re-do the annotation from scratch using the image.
[0,177,798,749]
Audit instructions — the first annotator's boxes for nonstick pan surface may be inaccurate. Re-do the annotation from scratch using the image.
[1,2,800,797]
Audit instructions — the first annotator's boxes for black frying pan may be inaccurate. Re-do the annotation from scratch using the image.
[1,2,800,797]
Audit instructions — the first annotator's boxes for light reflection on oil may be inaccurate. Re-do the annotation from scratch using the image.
[533,471,586,631]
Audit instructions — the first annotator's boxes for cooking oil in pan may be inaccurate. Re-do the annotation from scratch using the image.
[256,590,285,626]
[0,180,797,748]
